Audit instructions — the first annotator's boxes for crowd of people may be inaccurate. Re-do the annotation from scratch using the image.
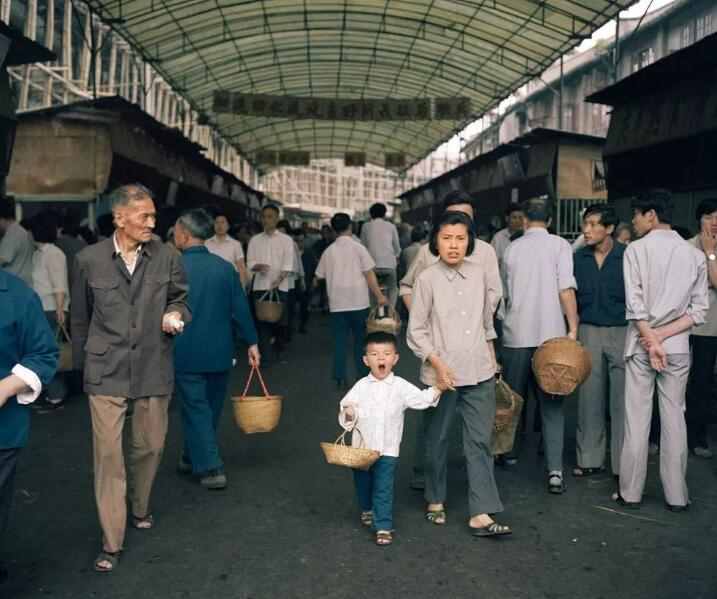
[0,183,714,573]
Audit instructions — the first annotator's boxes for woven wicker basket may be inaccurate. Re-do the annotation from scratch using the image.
[532,337,592,396]
[492,376,524,455]
[231,366,283,433]
[320,428,380,471]
[494,376,519,432]
[366,305,401,335]
[255,289,283,323]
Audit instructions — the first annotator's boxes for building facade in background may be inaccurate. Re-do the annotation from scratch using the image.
[463,0,715,160]
[3,0,260,188]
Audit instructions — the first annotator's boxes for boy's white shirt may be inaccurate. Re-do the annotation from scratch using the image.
[338,373,440,457]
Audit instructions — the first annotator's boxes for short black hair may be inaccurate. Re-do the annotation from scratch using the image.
[0,197,15,220]
[429,211,476,257]
[632,189,673,224]
[369,203,387,219]
[442,190,473,212]
[410,226,426,243]
[331,212,352,233]
[696,198,717,224]
[214,211,231,224]
[521,195,552,223]
[30,212,59,244]
[177,208,215,240]
[277,219,291,233]
[262,204,280,216]
[583,203,618,229]
[363,331,398,353]
[504,203,524,217]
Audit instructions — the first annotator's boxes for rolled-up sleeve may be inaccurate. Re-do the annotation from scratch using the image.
[407,276,435,362]
[338,383,360,429]
[687,254,709,326]
[624,246,648,322]
[557,240,577,291]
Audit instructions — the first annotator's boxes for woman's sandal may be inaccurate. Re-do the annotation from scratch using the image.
[131,513,154,530]
[375,530,393,546]
[425,508,446,525]
[470,522,512,537]
[360,511,373,527]
[94,551,120,573]
[572,466,606,478]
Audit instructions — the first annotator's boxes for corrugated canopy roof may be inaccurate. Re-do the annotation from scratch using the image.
[86,0,634,170]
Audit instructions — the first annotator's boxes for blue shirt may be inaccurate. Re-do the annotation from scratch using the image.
[574,242,627,327]
[0,269,58,448]
[174,246,258,373]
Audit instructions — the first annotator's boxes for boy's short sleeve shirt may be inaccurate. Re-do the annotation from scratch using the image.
[316,236,375,312]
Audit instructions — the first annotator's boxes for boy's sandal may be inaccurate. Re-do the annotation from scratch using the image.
[572,466,605,478]
[425,508,446,525]
[360,511,374,527]
[470,522,512,537]
[131,513,154,530]
[94,551,120,573]
[375,531,393,546]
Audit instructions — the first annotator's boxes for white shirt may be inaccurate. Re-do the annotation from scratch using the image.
[360,218,401,269]
[31,243,69,312]
[502,227,577,348]
[287,241,304,290]
[338,373,440,457]
[205,235,244,270]
[624,229,708,357]
[113,233,142,276]
[246,231,296,292]
[490,228,512,267]
[315,235,375,312]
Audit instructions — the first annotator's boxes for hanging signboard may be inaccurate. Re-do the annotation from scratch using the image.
[385,153,406,169]
[344,152,366,167]
[214,92,469,121]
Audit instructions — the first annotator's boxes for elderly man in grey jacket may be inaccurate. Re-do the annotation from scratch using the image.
[72,184,190,573]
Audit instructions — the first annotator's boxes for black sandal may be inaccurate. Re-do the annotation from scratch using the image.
[94,551,120,573]
[470,522,512,537]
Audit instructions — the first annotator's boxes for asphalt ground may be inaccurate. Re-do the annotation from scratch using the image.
[4,313,717,599]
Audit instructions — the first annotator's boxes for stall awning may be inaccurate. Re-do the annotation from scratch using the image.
[86,0,634,169]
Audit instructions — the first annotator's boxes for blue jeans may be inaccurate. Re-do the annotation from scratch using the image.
[330,309,369,383]
[353,456,398,531]
[176,371,230,474]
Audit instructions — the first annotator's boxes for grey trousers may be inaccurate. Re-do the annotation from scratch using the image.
[619,353,690,506]
[424,380,503,516]
[576,324,626,473]
[502,347,565,472]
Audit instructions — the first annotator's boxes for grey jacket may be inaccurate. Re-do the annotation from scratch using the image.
[71,237,191,398]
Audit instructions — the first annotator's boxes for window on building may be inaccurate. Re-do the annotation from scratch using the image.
[632,48,655,73]
[696,14,713,40]
[681,24,693,48]
[562,104,574,130]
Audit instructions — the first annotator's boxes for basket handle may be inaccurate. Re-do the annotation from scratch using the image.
[335,424,366,448]
[56,323,71,343]
[258,289,278,302]
[240,365,272,399]
[496,376,516,413]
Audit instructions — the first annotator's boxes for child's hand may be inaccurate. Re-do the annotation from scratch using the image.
[342,406,356,423]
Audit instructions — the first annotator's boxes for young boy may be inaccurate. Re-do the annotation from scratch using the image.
[338,332,444,546]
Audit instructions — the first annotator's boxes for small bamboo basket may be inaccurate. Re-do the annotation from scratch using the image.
[366,305,401,335]
[532,337,592,396]
[320,427,380,471]
[231,365,283,434]
[255,289,284,323]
